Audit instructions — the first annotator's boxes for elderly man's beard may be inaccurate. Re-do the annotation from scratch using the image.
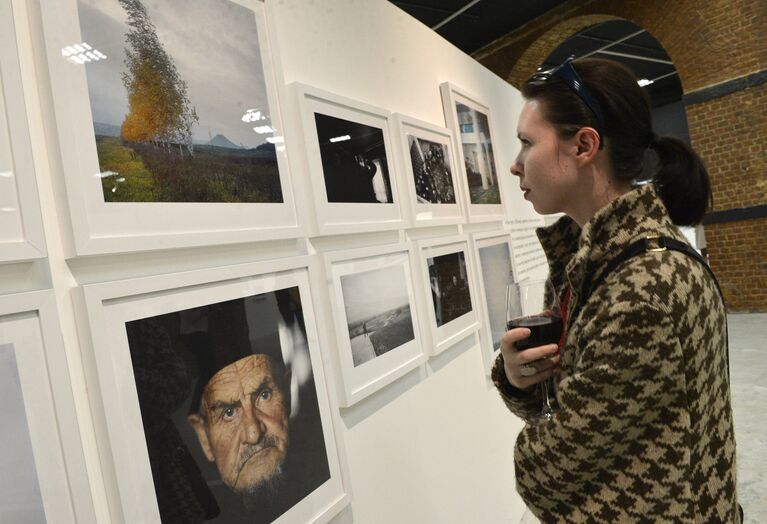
[235,435,288,510]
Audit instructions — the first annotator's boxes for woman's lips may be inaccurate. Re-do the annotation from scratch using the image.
[521,187,530,198]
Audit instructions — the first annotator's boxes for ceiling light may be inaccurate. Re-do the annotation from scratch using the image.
[637,78,654,87]
[329,135,351,143]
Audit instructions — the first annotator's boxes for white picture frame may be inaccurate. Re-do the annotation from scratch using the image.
[0,290,95,523]
[36,0,301,256]
[80,257,348,524]
[390,113,465,228]
[470,230,514,376]
[293,82,405,236]
[416,235,480,356]
[324,243,425,407]
[0,1,46,263]
[440,82,506,223]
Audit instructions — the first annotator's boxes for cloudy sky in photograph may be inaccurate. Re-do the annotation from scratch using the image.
[341,264,411,325]
[76,0,273,148]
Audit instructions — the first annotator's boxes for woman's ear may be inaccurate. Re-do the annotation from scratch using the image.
[574,127,601,162]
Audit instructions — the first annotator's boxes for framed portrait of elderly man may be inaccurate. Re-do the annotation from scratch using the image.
[323,243,425,406]
[36,0,301,255]
[292,83,405,235]
[81,258,348,523]
[416,235,480,356]
[440,82,506,223]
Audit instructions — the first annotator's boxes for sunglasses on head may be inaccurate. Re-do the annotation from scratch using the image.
[530,56,606,149]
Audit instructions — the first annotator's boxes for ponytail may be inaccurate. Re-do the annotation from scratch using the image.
[650,135,712,226]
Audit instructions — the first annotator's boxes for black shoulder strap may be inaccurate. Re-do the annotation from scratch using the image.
[588,235,730,379]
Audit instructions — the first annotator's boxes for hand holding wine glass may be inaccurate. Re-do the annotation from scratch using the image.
[503,277,563,422]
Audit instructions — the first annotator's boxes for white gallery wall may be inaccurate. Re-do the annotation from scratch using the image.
[0,0,547,522]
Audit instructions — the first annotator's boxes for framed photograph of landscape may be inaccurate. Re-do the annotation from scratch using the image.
[470,231,514,376]
[0,3,46,263]
[81,257,348,523]
[440,82,505,223]
[0,290,95,523]
[416,235,479,356]
[293,83,404,236]
[325,243,425,406]
[390,113,465,228]
[37,0,300,255]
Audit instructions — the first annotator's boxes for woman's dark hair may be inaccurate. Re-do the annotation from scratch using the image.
[521,58,711,226]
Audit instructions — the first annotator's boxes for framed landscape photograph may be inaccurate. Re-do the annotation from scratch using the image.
[0,4,46,263]
[293,83,404,235]
[37,0,300,254]
[0,291,94,523]
[440,82,505,222]
[391,114,465,228]
[416,236,479,355]
[470,231,514,376]
[324,244,425,406]
[81,258,348,523]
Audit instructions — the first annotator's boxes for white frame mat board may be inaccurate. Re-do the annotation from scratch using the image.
[0,1,47,263]
[293,82,405,236]
[36,0,301,256]
[470,230,515,377]
[0,290,95,523]
[80,258,348,524]
[416,235,480,356]
[440,82,506,223]
[324,243,425,407]
[390,113,465,228]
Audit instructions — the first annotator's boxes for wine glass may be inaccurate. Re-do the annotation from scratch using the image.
[506,277,563,423]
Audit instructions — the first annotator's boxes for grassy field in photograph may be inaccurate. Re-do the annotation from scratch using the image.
[96,136,284,203]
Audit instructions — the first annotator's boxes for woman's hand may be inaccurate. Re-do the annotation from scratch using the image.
[500,328,561,391]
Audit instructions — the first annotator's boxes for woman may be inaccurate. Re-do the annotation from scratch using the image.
[495,57,740,522]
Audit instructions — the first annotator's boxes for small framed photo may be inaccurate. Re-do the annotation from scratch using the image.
[293,83,404,235]
[324,243,425,406]
[416,235,479,355]
[81,258,348,524]
[0,4,46,263]
[38,0,301,255]
[390,114,465,228]
[440,82,506,223]
[470,231,514,376]
[0,290,94,523]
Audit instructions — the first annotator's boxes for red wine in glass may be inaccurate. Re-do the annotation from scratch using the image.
[506,315,563,351]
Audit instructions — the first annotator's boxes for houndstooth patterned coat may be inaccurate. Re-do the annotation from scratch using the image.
[493,184,740,523]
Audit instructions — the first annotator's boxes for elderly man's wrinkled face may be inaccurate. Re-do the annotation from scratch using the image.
[188,354,290,495]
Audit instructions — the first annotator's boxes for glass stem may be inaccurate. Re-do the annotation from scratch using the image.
[540,378,555,417]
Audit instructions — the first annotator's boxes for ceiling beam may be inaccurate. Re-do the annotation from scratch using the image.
[432,0,483,31]
[596,49,674,65]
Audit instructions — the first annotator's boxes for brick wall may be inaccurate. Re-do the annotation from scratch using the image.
[475,0,767,311]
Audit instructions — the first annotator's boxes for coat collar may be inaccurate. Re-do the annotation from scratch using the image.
[536,183,675,299]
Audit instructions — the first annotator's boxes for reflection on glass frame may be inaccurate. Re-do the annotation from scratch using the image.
[324,244,425,406]
[391,114,465,228]
[82,258,349,524]
[439,82,506,223]
[470,231,515,377]
[38,0,300,255]
[294,83,404,236]
[0,4,46,263]
[416,236,479,356]
[0,291,95,523]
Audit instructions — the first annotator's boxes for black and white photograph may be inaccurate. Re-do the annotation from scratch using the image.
[455,102,500,205]
[0,343,45,524]
[124,288,331,524]
[407,135,456,204]
[478,243,513,350]
[340,265,415,367]
[78,0,284,203]
[314,112,394,204]
[428,251,472,327]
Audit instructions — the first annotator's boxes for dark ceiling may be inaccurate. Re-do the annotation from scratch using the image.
[389,1,682,108]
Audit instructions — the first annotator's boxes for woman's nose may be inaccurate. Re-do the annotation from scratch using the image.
[510,160,523,177]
